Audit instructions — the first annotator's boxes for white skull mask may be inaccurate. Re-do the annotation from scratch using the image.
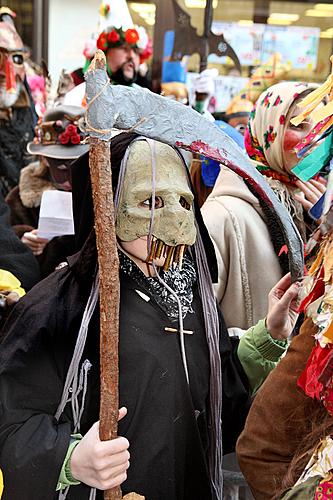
[116,139,196,250]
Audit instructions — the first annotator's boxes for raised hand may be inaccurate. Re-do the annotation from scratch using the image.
[266,273,300,341]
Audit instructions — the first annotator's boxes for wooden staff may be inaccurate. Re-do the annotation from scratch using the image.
[87,53,144,500]
[89,137,121,500]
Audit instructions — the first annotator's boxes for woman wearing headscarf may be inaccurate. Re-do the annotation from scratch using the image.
[244,81,327,241]
[0,132,299,500]
[201,81,326,332]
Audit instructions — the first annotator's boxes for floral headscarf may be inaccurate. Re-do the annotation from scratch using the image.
[244,81,318,241]
[245,81,317,175]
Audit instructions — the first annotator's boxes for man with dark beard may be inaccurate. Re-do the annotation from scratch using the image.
[96,25,152,86]
[0,7,37,197]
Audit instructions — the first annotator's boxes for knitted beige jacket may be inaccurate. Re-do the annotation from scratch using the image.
[201,166,283,331]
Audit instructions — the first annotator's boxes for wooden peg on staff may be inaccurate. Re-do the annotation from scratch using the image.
[87,52,144,500]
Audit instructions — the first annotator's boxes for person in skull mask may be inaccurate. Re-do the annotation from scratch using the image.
[0,133,300,500]
[96,25,152,86]
[0,7,37,197]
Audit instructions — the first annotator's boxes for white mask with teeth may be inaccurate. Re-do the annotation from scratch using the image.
[116,139,196,248]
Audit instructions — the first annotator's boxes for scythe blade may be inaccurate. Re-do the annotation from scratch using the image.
[85,51,304,281]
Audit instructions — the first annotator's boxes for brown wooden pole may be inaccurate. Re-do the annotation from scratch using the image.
[89,138,122,500]
[87,50,145,500]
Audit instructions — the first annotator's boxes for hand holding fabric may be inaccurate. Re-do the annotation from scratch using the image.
[21,229,49,256]
[70,407,130,490]
[294,178,326,211]
[266,273,300,340]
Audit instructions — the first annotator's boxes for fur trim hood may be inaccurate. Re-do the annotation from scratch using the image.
[19,161,55,208]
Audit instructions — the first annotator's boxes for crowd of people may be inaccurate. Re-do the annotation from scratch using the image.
[0,3,332,500]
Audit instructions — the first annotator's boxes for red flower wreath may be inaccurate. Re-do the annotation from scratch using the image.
[108,30,120,43]
[97,32,108,51]
[125,28,139,45]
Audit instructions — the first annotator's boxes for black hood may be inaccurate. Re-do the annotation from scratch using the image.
[71,132,218,283]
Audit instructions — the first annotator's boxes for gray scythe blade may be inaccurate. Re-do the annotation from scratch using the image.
[85,52,304,281]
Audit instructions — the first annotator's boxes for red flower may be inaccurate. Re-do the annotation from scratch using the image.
[58,132,70,145]
[97,32,108,51]
[293,92,300,100]
[108,30,120,43]
[279,114,286,125]
[125,28,139,45]
[70,134,81,145]
[140,38,153,62]
[66,124,77,135]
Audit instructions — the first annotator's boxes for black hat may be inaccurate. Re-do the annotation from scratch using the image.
[27,105,89,159]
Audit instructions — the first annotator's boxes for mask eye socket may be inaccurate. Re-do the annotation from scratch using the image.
[179,196,191,210]
[11,53,24,66]
[140,196,164,209]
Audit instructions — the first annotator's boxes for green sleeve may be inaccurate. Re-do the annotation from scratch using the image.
[237,319,288,395]
[56,434,82,491]
[280,475,321,499]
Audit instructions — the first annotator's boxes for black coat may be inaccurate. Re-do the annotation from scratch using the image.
[0,190,40,291]
[0,107,35,197]
[0,249,250,500]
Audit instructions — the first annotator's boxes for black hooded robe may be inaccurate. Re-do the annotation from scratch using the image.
[0,132,251,499]
[0,244,250,500]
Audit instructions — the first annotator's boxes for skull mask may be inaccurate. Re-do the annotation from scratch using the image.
[116,139,196,270]
[0,21,25,108]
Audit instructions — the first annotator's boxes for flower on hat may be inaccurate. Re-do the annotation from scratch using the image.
[66,124,77,135]
[71,134,81,145]
[59,132,70,145]
[135,25,149,50]
[83,37,97,60]
[108,29,120,43]
[97,25,152,62]
[140,37,153,62]
[97,32,108,51]
[58,124,81,146]
[125,28,139,45]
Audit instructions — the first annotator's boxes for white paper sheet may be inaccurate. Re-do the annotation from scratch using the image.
[37,190,74,240]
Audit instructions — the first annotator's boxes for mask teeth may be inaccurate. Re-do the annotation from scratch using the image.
[163,245,175,272]
[146,236,157,263]
[173,245,181,267]
[173,244,186,270]
[155,239,164,259]
[179,245,187,270]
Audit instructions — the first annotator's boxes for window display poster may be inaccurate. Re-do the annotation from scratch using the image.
[210,22,320,70]
[262,26,320,70]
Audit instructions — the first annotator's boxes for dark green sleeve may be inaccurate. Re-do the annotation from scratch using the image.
[280,475,321,499]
